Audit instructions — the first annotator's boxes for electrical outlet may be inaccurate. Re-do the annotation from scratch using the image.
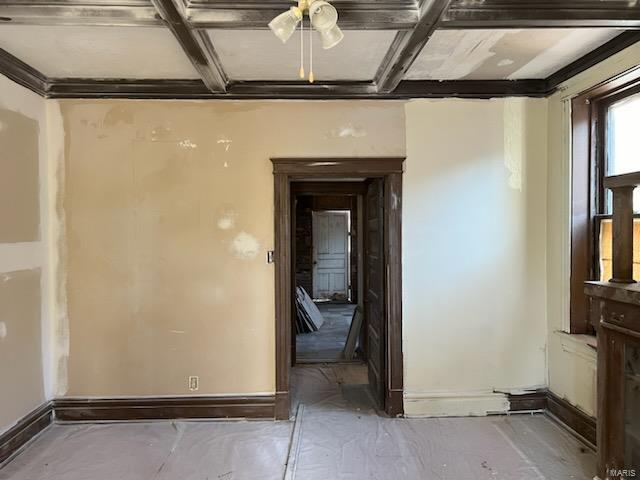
[188,376,199,391]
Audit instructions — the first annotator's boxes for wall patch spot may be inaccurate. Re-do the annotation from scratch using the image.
[0,321,6,339]
[230,232,260,260]
[217,138,233,152]
[216,206,237,231]
[178,139,198,149]
[217,214,236,230]
[327,124,367,139]
[497,59,515,67]
[150,125,172,142]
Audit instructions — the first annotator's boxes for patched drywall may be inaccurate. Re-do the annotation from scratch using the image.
[0,73,52,434]
[59,100,405,396]
[406,29,620,80]
[0,108,40,243]
[403,98,548,416]
[546,42,640,417]
[0,269,44,433]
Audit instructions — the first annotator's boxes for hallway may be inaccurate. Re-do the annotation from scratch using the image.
[296,303,357,363]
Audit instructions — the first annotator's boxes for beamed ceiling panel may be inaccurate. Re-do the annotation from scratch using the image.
[0,24,200,79]
[208,29,398,81]
[0,0,639,98]
[406,28,623,81]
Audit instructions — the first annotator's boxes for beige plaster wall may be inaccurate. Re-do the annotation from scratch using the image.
[58,100,406,396]
[0,74,50,434]
[546,43,640,417]
[403,98,549,416]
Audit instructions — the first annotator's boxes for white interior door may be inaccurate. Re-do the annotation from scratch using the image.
[312,211,349,300]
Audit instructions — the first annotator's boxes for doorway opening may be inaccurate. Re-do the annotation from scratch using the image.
[272,158,404,419]
[294,189,360,364]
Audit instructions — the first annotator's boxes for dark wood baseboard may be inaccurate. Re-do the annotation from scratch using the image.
[546,391,597,448]
[507,390,548,412]
[274,392,290,421]
[0,402,53,465]
[0,389,598,467]
[53,395,276,422]
[508,389,596,448]
[386,389,404,417]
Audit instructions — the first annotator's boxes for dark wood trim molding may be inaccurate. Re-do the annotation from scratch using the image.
[4,0,640,31]
[394,79,549,98]
[45,79,211,99]
[507,390,548,412]
[1,6,639,100]
[272,157,405,419]
[546,391,597,448]
[272,157,404,175]
[42,79,550,99]
[375,0,451,93]
[0,1,162,27]
[546,32,640,92]
[0,0,418,30]
[53,395,276,422]
[570,66,640,334]
[441,0,640,29]
[150,0,227,93]
[291,182,368,196]
[0,389,597,466]
[0,402,53,465]
[185,1,418,30]
[507,390,596,448]
[0,48,48,96]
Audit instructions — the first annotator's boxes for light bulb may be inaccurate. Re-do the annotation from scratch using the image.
[319,24,343,49]
[309,1,338,31]
[268,7,302,43]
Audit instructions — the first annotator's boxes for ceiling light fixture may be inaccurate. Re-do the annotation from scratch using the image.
[268,0,344,83]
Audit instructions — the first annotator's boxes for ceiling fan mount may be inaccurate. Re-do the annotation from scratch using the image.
[268,0,344,50]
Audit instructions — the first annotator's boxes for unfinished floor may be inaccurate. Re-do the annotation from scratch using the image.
[296,303,357,363]
[1,364,596,480]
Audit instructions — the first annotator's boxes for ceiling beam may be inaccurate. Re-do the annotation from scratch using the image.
[0,1,162,27]
[546,31,640,91]
[0,48,48,95]
[441,1,640,29]
[375,0,451,93]
[184,2,419,30]
[41,78,549,99]
[0,0,419,30]
[150,0,227,92]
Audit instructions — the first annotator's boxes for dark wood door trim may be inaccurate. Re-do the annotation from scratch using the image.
[272,157,405,419]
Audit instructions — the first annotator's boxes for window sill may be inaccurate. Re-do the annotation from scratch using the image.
[555,330,597,356]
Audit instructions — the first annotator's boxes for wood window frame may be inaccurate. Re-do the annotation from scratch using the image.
[271,158,405,419]
[571,66,640,334]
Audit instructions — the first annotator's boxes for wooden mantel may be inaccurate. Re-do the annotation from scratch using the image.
[585,170,640,479]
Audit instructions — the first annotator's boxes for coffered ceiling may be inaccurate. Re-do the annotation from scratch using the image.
[0,0,639,99]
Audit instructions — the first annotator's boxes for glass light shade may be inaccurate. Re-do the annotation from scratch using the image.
[309,1,338,31]
[319,24,343,49]
[268,7,302,43]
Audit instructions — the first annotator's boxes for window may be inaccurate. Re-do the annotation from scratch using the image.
[570,70,640,334]
[596,89,640,283]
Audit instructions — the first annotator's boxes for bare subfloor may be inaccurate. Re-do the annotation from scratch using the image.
[1,364,596,480]
[296,303,357,362]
